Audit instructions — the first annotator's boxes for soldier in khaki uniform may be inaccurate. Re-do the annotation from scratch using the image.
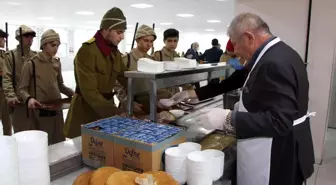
[18,29,74,144]
[0,29,11,135]
[64,7,129,138]
[114,25,171,114]
[2,25,37,133]
[152,28,181,95]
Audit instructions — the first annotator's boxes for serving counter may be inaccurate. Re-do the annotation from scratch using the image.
[49,96,235,185]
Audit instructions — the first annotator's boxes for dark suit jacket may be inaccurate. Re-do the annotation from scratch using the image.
[184,48,199,60]
[195,40,314,185]
[199,47,223,63]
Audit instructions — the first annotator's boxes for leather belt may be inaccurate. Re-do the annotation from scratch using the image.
[75,87,116,100]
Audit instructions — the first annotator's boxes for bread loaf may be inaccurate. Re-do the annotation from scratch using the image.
[73,171,94,185]
[106,171,139,185]
[135,171,179,185]
[89,167,120,185]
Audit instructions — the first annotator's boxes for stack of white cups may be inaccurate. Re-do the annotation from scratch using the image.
[165,142,202,184]
[203,149,225,181]
[165,147,188,184]
[0,120,3,136]
[0,136,19,185]
[187,151,212,185]
[13,131,50,185]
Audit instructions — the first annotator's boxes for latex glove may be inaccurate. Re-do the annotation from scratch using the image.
[197,108,233,131]
[171,91,190,103]
[172,90,198,103]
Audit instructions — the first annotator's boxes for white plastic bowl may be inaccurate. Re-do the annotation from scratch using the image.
[159,99,174,107]
[169,109,185,118]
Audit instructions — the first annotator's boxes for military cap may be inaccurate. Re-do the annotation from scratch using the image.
[15,25,36,40]
[135,24,156,40]
[100,7,127,30]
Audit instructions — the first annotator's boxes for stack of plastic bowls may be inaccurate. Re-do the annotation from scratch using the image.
[0,136,19,185]
[13,131,50,185]
[187,151,212,185]
[165,147,188,184]
[202,149,225,181]
[178,142,201,153]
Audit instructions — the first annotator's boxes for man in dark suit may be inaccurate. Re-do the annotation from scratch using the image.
[168,13,315,185]
[199,39,223,63]
[184,42,199,60]
[200,39,223,84]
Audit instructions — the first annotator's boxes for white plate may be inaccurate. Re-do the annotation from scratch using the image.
[169,109,185,118]
[159,99,175,107]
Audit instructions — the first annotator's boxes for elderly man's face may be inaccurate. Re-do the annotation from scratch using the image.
[230,31,255,60]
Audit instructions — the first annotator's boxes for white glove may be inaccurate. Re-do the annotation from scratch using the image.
[197,108,231,130]
[171,91,190,104]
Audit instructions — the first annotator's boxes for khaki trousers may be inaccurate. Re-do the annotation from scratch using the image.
[30,109,65,145]
[0,90,11,135]
[11,105,34,133]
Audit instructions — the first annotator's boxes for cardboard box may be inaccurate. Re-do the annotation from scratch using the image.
[113,130,185,173]
[82,128,115,168]
[81,118,186,172]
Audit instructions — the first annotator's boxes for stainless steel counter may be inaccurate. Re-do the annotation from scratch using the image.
[49,96,233,185]
[125,64,232,121]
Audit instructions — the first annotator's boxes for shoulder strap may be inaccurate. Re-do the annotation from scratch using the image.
[10,51,16,90]
[31,60,37,98]
[159,51,163,61]
[127,53,131,68]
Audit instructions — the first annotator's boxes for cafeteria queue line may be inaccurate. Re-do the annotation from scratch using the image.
[0,6,316,185]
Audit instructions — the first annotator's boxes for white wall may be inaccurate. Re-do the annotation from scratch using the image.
[306,0,336,164]
[236,0,309,59]
[236,0,331,164]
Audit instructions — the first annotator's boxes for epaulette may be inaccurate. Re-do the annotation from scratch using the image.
[52,56,60,61]
[121,52,129,58]
[84,37,96,45]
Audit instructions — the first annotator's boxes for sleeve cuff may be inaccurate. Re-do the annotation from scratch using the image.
[25,96,32,104]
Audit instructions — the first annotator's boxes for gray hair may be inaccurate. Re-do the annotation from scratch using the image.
[227,13,271,39]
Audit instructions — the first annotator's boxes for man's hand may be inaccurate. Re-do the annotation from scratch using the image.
[171,90,198,104]
[133,102,144,113]
[197,108,233,131]
[7,97,22,107]
[28,98,42,109]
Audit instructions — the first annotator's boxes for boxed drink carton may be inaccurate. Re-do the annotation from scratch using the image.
[81,117,186,172]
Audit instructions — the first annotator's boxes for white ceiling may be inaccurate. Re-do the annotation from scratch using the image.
[0,0,235,33]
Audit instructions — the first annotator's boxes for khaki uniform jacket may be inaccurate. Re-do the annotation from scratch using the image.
[114,48,172,113]
[0,50,5,78]
[64,38,127,138]
[18,52,74,103]
[152,46,181,95]
[2,45,37,100]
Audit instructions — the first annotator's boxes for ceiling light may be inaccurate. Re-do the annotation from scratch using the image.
[6,2,22,6]
[176,14,194,18]
[46,24,68,28]
[87,21,99,24]
[36,17,54,20]
[205,29,215,32]
[160,22,173,26]
[207,20,221,23]
[130,4,153,9]
[75,11,95,15]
